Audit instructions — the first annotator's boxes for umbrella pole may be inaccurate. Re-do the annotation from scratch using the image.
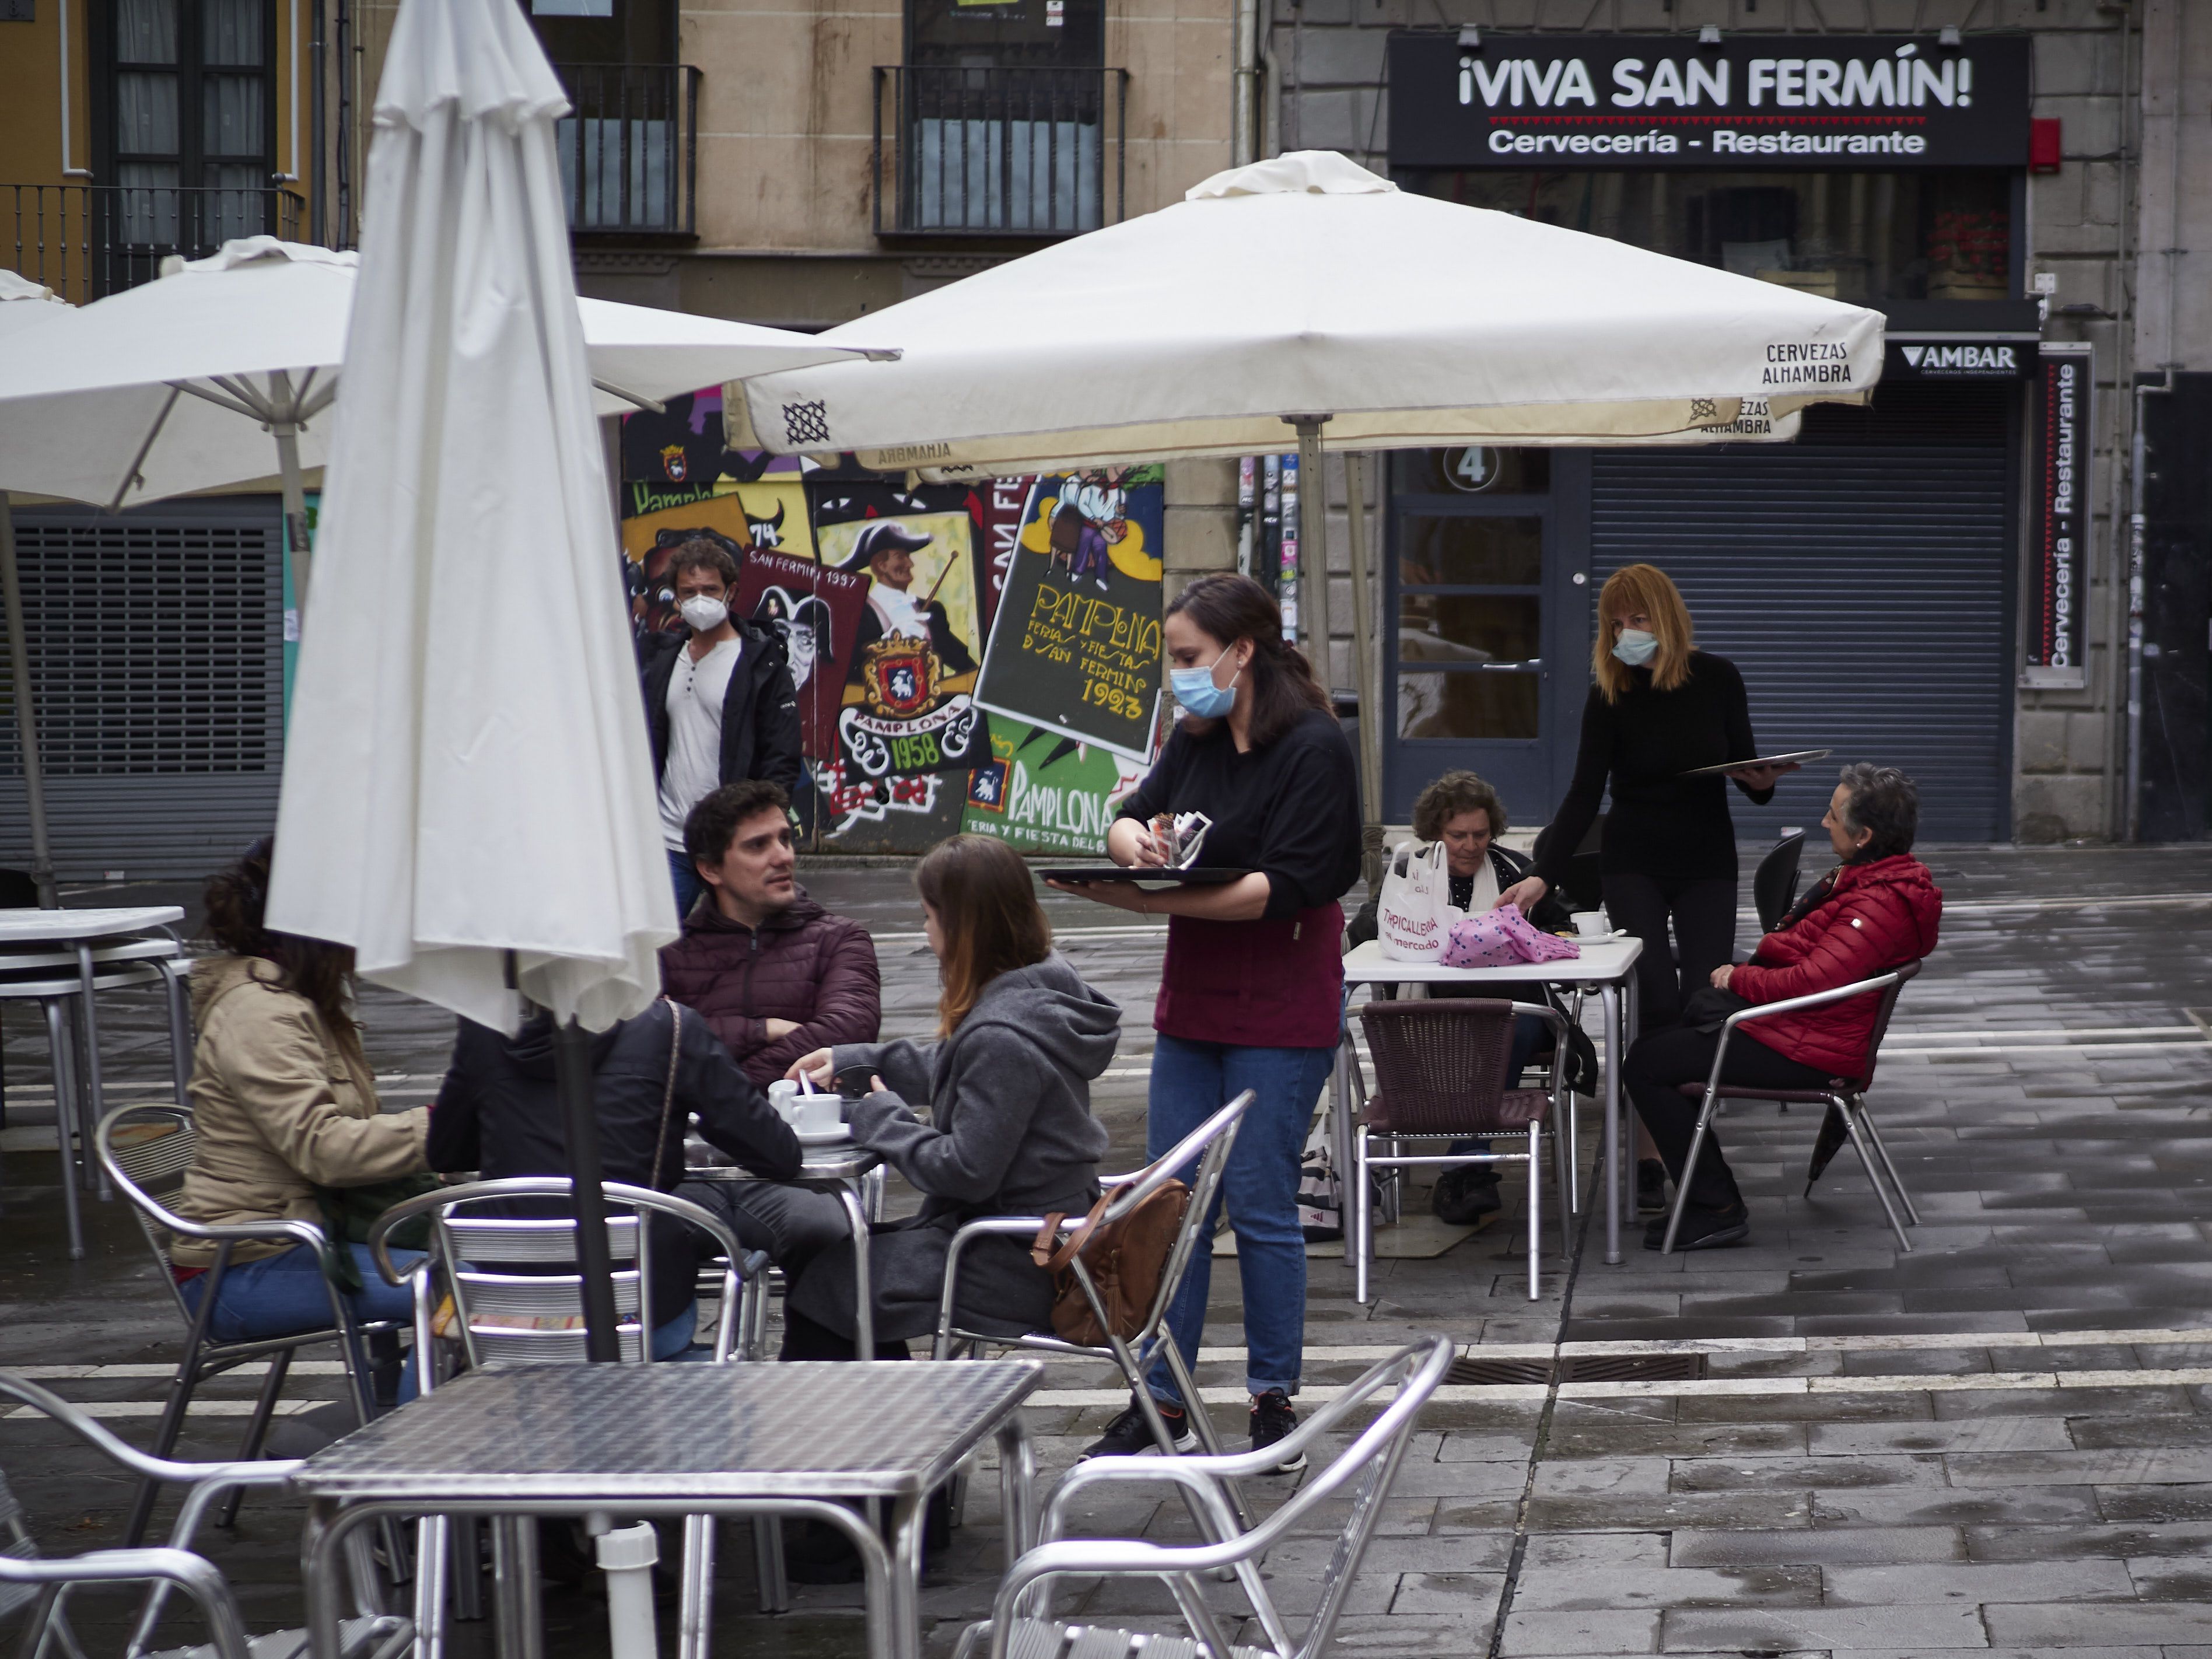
[1290,416,1332,682]
[554,1016,624,1362]
[274,422,313,610]
[1341,454,1385,891]
[0,494,59,907]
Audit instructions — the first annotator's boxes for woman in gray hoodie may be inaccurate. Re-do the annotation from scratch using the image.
[783,833,1118,1359]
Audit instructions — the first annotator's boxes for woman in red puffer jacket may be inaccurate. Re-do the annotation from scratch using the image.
[1624,764,1942,1251]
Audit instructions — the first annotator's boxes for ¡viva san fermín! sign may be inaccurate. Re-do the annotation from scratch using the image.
[1388,34,2031,171]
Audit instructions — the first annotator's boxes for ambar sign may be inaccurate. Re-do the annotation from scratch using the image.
[1388,33,2032,172]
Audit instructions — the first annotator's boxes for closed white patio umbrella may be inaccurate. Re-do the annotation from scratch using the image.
[262,0,682,1355]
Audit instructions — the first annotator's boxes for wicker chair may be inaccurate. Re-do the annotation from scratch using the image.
[1353,999,1574,1303]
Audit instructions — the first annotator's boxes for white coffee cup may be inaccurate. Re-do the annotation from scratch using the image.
[767,1079,802,1124]
[793,1091,844,1136]
[1572,910,1611,940]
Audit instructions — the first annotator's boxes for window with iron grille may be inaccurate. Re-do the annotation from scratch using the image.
[0,508,280,777]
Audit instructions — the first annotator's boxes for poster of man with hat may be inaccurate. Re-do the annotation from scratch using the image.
[814,512,988,780]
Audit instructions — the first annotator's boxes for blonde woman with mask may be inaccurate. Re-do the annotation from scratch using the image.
[1499,562,1793,1049]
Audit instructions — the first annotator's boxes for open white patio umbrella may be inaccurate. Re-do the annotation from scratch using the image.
[0,242,894,603]
[0,273,74,907]
[730,148,1882,870]
[263,0,677,1356]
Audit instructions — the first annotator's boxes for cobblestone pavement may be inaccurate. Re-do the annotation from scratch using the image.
[2,844,2210,1658]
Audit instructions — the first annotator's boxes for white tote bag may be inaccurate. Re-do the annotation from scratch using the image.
[1377,839,1462,961]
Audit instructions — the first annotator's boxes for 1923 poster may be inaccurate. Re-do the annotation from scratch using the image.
[975,468,1166,762]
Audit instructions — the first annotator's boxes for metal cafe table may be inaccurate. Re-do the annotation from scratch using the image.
[686,1132,887,1352]
[1340,935,1647,1264]
[295,1359,1044,1659]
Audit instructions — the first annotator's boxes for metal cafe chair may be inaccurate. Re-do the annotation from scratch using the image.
[367,1178,777,1658]
[951,1336,1454,1659]
[0,1372,408,1659]
[1353,1000,1576,1304]
[1663,961,1924,1255]
[94,1106,402,1550]
[1,939,193,1259]
[930,1093,1255,1515]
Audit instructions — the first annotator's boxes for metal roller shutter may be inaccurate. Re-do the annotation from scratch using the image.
[1588,384,2014,843]
[0,498,285,881]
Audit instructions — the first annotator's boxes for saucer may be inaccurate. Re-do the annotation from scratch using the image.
[795,1124,853,1147]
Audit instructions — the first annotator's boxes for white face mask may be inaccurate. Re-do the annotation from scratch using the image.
[678,594,729,634]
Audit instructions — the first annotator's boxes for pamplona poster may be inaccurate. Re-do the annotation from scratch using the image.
[623,392,1177,853]
[962,718,1147,856]
[975,467,1166,762]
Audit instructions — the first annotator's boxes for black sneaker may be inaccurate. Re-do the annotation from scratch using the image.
[1249,1389,1305,1473]
[1636,1159,1669,1214]
[1432,1164,1502,1226]
[1079,1395,1196,1461]
[1643,1204,1750,1252]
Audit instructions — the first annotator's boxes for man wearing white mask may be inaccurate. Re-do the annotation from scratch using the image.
[640,541,804,915]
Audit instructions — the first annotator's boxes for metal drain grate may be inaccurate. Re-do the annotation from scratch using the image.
[1446,1353,1708,1386]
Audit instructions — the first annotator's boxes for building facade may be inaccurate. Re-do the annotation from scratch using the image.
[0,0,1246,875]
[1269,0,2210,845]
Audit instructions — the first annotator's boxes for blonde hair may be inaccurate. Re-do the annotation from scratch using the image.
[1591,564,1695,701]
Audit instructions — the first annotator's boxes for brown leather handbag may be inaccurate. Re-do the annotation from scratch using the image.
[1031,1178,1191,1347]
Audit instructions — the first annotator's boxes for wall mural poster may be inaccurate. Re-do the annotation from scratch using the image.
[974,467,1166,763]
[811,507,991,782]
[962,718,1147,856]
[618,480,816,641]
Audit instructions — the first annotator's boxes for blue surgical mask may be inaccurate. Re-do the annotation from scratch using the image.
[1170,646,1240,718]
[1611,628,1658,667]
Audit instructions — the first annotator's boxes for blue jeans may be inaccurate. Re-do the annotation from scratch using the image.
[667,849,705,918]
[181,1242,427,1402]
[1145,1035,1336,1404]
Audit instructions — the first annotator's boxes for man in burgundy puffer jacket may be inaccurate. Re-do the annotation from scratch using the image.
[1625,763,1941,1251]
[661,780,882,1088]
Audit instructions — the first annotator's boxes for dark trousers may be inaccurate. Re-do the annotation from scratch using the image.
[1604,872,1738,1031]
[1625,1024,1833,1210]
[779,1306,912,1363]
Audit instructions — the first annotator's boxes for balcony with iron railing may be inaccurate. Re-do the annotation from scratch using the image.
[873,65,1128,240]
[553,62,701,240]
[4,184,303,303]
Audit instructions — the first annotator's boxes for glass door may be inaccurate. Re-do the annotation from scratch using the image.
[1384,447,1555,827]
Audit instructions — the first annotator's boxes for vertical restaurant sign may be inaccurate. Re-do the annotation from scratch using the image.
[2024,342,2090,690]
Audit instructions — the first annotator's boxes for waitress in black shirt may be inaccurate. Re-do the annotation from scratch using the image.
[1049,573,1359,1475]
[1500,564,1793,1032]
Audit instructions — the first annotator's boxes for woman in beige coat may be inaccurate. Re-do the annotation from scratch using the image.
[172,841,429,1391]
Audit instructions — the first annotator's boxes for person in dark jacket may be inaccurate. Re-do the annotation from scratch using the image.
[639,540,805,916]
[660,780,881,1088]
[1624,764,1942,1251]
[783,834,1116,1360]
[1051,573,1359,1473]
[426,999,805,1357]
[1500,564,1794,1031]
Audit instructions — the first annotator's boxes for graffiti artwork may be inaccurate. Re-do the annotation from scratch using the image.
[814,511,989,780]
[962,717,1146,856]
[974,468,1166,762]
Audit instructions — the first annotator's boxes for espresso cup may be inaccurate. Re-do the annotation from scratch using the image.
[1572,910,1611,939]
[794,1091,845,1135]
[767,1079,802,1124]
